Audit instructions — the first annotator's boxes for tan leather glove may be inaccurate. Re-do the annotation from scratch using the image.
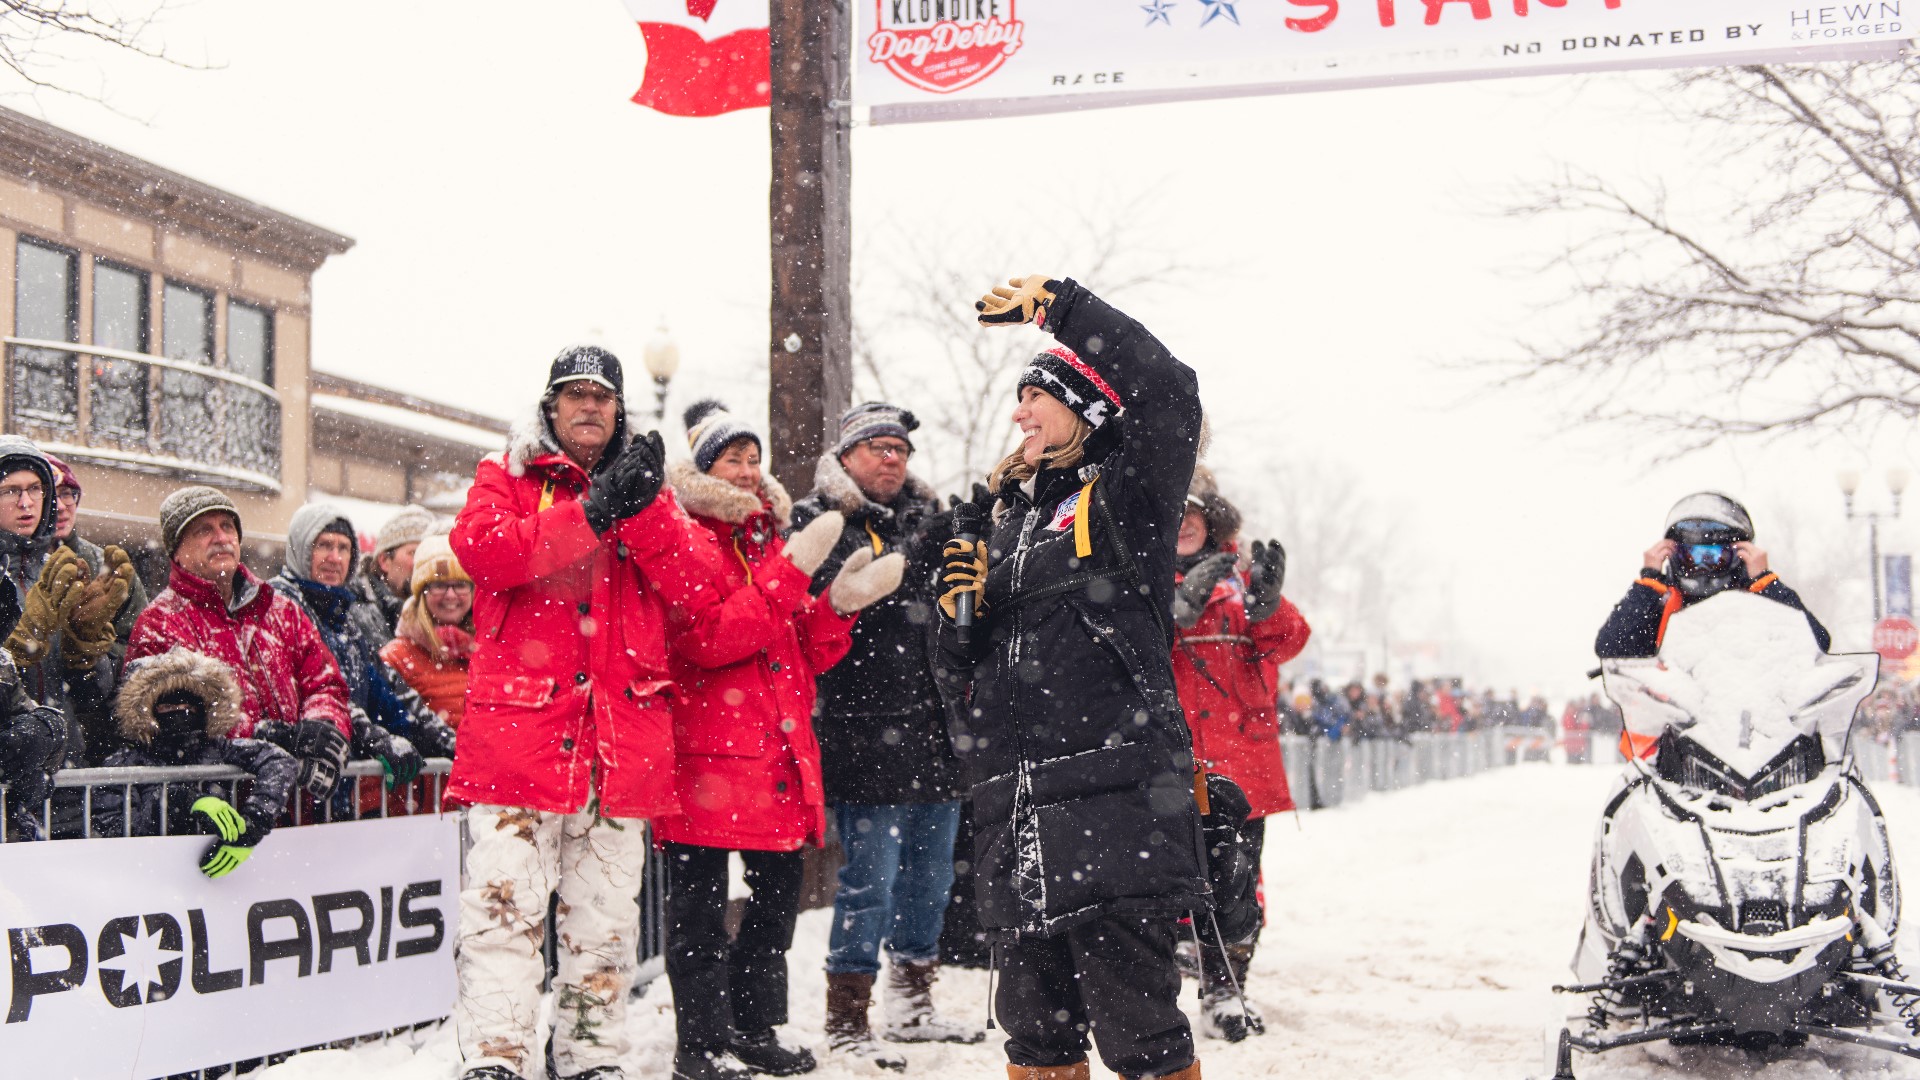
[64,545,133,668]
[829,548,905,615]
[938,538,989,620]
[976,274,1058,327]
[782,510,845,577]
[6,547,85,667]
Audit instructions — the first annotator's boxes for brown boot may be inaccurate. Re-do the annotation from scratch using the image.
[825,971,907,1072]
[1006,1062,1091,1080]
[884,958,986,1044]
[1122,1062,1201,1080]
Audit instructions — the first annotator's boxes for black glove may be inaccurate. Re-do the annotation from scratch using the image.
[579,431,667,534]
[1172,552,1236,629]
[1245,540,1287,624]
[0,705,67,811]
[352,715,422,789]
[259,718,350,799]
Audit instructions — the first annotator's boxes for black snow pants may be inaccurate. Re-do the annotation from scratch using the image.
[995,914,1194,1078]
[663,842,805,1050]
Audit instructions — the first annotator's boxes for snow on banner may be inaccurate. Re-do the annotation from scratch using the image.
[0,816,458,1077]
[623,0,771,117]
[854,0,1912,124]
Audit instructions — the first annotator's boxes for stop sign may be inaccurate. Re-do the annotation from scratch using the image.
[1875,616,1918,660]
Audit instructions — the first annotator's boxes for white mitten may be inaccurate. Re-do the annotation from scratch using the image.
[782,510,845,577]
[829,548,905,614]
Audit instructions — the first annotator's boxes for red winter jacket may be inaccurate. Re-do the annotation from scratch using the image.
[126,564,352,738]
[448,434,811,819]
[1171,568,1310,818]
[652,464,854,852]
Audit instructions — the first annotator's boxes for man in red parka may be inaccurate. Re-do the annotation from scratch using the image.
[1168,466,1310,1044]
[450,347,808,1080]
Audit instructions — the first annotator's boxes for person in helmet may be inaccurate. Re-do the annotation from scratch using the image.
[1595,491,1831,662]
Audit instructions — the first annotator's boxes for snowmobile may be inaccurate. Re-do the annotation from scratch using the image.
[1550,590,1920,1077]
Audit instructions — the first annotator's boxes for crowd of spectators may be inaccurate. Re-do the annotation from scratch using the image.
[1276,676,1612,742]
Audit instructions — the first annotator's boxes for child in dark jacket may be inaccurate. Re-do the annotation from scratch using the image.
[94,648,296,878]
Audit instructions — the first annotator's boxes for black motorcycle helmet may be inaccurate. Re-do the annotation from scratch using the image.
[1662,492,1755,600]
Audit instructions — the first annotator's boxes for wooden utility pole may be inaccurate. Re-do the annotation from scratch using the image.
[767,0,852,498]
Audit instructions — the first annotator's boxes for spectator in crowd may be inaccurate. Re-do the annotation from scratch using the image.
[126,486,353,805]
[92,648,295,878]
[0,588,78,840]
[449,346,793,1080]
[269,504,454,794]
[789,400,982,1067]
[1168,464,1309,1043]
[380,534,474,729]
[657,400,908,1079]
[0,437,130,757]
[45,453,148,672]
[349,503,437,647]
[1561,698,1593,764]
[937,274,1209,1080]
[1402,680,1435,736]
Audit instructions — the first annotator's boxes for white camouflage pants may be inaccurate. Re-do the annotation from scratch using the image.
[457,801,647,1077]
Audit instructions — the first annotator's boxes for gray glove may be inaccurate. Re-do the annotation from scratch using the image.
[829,549,905,614]
[782,511,845,577]
[1172,552,1237,629]
[1245,539,1288,624]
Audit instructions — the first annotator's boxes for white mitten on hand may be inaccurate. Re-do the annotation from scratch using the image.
[830,548,905,614]
[782,511,845,577]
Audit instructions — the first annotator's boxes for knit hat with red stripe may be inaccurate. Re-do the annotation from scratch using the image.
[1016,345,1124,430]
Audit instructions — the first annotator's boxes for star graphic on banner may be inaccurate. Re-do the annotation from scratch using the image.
[1141,0,1176,26]
[1198,0,1240,26]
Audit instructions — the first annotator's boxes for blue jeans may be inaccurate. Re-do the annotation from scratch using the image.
[825,801,961,976]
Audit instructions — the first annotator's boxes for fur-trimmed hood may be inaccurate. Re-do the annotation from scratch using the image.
[115,647,245,744]
[668,459,793,528]
[806,453,937,523]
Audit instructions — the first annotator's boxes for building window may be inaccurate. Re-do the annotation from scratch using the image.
[90,259,150,441]
[162,281,212,363]
[157,280,215,460]
[11,237,79,428]
[222,298,278,477]
[227,299,272,386]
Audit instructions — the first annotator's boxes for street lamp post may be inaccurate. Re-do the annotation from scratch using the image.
[1839,467,1909,621]
[642,325,681,426]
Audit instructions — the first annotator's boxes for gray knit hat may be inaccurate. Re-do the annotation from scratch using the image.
[159,486,242,558]
[833,401,918,458]
[684,399,760,474]
[374,505,436,558]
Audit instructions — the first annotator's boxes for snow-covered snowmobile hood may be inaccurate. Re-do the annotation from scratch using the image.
[1601,591,1876,778]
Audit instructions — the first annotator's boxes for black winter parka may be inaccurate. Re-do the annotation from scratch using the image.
[937,279,1208,939]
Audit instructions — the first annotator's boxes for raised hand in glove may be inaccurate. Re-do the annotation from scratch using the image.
[258,718,350,799]
[782,510,845,578]
[191,795,268,879]
[829,548,905,615]
[975,274,1060,327]
[6,547,84,667]
[579,430,667,534]
[938,538,989,621]
[1244,539,1288,624]
[1173,552,1237,629]
[64,545,134,668]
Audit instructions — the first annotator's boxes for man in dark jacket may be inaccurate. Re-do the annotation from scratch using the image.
[790,401,979,1067]
[936,274,1208,1080]
[348,503,435,648]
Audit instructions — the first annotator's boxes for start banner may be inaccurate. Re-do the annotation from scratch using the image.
[853,0,1912,124]
[0,815,459,1078]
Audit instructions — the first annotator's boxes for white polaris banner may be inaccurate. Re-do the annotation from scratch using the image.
[0,815,459,1078]
[853,0,1913,124]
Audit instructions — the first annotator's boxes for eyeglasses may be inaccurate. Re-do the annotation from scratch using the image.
[423,581,474,595]
[861,440,912,461]
[54,489,79,507]
[0,484,45,505]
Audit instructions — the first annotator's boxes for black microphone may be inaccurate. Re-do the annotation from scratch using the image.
[951,502,986,648]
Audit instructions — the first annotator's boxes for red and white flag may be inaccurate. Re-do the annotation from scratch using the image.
[622,0,770,117]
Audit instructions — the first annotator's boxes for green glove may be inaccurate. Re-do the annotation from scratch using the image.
[191,796,265,879]
[200,843,254,879]
[191,795,246,842]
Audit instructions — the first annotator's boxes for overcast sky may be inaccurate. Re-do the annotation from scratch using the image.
[7,2,1914,698]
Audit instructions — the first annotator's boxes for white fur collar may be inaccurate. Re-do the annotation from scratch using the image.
[807,453,935,520]
[668,459,793,527]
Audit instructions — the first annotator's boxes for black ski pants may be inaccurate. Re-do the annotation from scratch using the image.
[995,914,1194,1078]
[662,842,804,1050]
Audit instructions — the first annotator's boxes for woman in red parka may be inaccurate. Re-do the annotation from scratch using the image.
[656,401,907,1080]
[1168,465,1310,1045]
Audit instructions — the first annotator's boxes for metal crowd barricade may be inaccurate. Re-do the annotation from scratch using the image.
[1901,732,1920,787]
[1854,738,1894,784]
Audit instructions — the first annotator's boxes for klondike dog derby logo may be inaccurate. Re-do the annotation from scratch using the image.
[867,0,1024,95]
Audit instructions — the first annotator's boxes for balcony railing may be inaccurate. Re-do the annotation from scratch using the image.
[4,336,282,492]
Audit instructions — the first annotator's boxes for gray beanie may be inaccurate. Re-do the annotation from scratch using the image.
[284,503,357,583]
[683,399,760,474]
[374,505,436,558]
[833,401,918,458]
[159,486,243,559]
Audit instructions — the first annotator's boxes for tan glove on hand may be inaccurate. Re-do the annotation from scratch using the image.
[7,547,86,667]
[782,511,845,577]
[64,544,133,668]
[829,548,905,615]
[938,538,989,620]
[976,274,1058,327]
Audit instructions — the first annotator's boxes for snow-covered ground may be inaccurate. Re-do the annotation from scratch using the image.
[258,763,1920,1080]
